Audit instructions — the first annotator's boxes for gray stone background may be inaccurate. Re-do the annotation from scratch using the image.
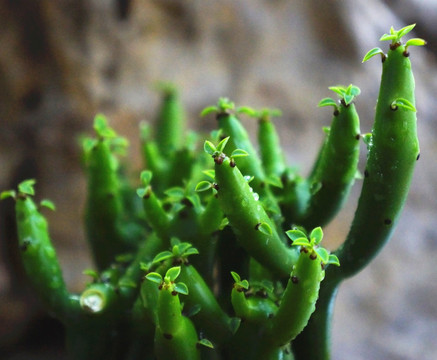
[1,0,436,359]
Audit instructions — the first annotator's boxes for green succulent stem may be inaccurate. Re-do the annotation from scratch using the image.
[213,153,298,278]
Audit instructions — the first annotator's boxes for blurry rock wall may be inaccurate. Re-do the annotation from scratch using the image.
[1,0,436,359]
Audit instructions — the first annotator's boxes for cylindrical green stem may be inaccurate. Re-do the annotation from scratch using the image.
[214,155,298,278]
[298,101,360,229]
[15,196,71,319]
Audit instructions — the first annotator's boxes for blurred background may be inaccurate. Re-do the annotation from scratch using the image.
[1,0,436,359]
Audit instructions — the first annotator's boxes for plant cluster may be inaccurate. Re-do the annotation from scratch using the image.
[1,25,425,359]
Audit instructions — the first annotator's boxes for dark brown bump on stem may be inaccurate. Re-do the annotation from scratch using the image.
[310,252,317,260]
[403,50,410,57]
[390,42,401,51]
[384,218,392,225]
[163,333,173,340]
[333,109,340,116]
[230,159,236,168]
[143,187,152,199]
[340,99,349,108]
[291,276,299,284]
[364,169,369,178]
[20,240,30,252]
[214,153,225,165]
[416,153,420,161]
[355,134,361,140]
[254,222,261,231]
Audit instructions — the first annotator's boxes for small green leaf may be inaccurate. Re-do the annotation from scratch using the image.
[232,273,249,289]
[170,238,181,247]
[174,282,189,295]
[322,126,331,135]
[343,94,354,106]
[347,84,361,97]
[217,98,235,112]
[197,338,214,349]
[186,304,202,317]
[202,170,216,180]
[379,33,397,42]
[405,38,426,48]
[186,194,202,212]
[146,272,163,284]
[200,106,218,117]
[115,253,134,263]
[397,24,416,40]
[136,187,150,198]
[250,280,275,295]
[94,114,117,138]
[40,199,56,211]
[165,267,181,282]
[152,251,174,264]
[265,175,283,189]
[0,190,16,200]
[231,149,249,158]
[318,98,338,108]
[140,170,153,186]
[310,227,324,245]
[119,279,137,289]
[315,247,329,264]
[204,140,217,155]
[240,279,249,290]
[195,181,213,192]
[140,261,153,272]
[18,179,36,196]
[82,137,97,154]
[328,86,346,97]
[362,133,372,146]
[286,229,307,242]
[257,222,272,236]
[259,108,282,120]
[82,269,99,280]
[164,187,185,201]
[175,242,191,255]
[328,254,340,266]
[362,47,385,63]
[391,98,416,112]
[237,106,257,117]
[231,271,241,283]
[291,238,311,247]
[184,247,200,257]
[218,217,229,230]
[217,136,230,152]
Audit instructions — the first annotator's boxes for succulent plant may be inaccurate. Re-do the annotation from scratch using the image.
[1,24,425,359]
